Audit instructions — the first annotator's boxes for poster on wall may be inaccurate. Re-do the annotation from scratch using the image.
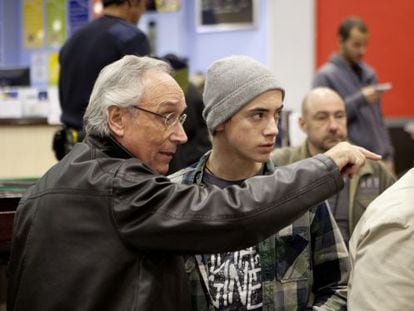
[196,0,257,33]
[48,52,59,86]
[68,0,90,37]
[154,0,180,12]
[23,0,44,48]
[45,0,66,47]
[30,51,48,86]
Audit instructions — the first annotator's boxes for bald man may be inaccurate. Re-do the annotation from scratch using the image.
[271,87,395,244]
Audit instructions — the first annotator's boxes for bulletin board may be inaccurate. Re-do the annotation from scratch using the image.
[315,0,414,117]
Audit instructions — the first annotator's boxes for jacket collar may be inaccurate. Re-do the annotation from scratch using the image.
[85,134,135,159]
[329,53,368,81]
[185,150,276,185]
[329,53,361,70]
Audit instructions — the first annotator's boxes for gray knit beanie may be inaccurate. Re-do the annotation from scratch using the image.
[202,55,285,132]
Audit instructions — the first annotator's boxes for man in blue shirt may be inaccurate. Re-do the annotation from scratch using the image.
[313,16,394,174]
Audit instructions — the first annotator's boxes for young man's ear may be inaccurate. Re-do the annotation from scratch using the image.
[215,123,225,133]
[108,106,126,137]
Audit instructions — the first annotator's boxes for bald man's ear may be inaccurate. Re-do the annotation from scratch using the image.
[298,116,307,133]
[108,106,126,137]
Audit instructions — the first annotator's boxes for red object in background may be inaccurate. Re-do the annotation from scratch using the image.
[315,0,414,117]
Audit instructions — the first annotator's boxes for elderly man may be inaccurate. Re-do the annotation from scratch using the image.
[170,56,349,310]
[271,87,395,244]
[8,56,379,311]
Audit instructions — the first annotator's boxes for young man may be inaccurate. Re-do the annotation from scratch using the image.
[170,56,349,310]
[271,87,395,243]
[313,16,394,173]
[8,56,376,311]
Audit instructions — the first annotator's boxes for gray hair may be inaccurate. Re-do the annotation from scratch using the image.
[83,55,172,137]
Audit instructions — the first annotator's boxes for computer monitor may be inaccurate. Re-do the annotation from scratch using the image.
[0,67,31,87]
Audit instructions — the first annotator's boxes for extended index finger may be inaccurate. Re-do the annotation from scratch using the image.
[358,147,382,161]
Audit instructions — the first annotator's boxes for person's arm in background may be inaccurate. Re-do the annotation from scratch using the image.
[313,67,394,167]
[372,107,395,169]
[117,25,150,56]
[310,203,349,311]
[360,73,395,164]
[124,32,150,55]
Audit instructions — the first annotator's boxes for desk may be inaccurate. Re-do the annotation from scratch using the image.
[0,119,59,179]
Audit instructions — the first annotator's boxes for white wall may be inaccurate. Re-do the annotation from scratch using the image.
[140,0,270,76]
[266,0,315,113]
[140,1,189,58]
[140,0,315,115]
[265,0,314,145]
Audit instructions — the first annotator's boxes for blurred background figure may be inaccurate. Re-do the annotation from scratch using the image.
[190,71,206,98]
[54,0,150,160]
[313,16,395,174]
[162,54,211,174]
[271,87,395,244]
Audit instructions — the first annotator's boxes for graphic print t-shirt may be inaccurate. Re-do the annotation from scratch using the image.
[202,170,263,310]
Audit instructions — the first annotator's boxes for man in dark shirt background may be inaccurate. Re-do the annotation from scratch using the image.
[55,0,149,159]
[313,16,395,174]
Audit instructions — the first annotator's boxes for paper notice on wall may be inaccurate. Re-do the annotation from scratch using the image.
[31,51,49,86]
[48,52,59,86]
[155,0,180,12]
[23,0,44,48]
[68,0,90,36]
[45,0,67,47]
[30,51,60,87]
[47,87,62,124]
[0,90,23,118]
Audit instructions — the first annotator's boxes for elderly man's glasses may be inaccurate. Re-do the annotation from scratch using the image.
[129,105,187,130]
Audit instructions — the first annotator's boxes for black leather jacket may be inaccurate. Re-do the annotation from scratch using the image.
[7,135,343,311]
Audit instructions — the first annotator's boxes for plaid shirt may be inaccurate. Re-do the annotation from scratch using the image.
[169,152,350,311]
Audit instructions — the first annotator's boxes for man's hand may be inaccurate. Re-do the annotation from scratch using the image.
[361,86,380,105]
[324,141,382,177]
